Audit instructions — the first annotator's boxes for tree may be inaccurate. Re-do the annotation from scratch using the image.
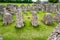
[0,0,33,3]
[37,0,40,2]
[48,0,58,3]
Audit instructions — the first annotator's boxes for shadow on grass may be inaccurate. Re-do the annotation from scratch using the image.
[30,22,41,30]
[41,20,57,27]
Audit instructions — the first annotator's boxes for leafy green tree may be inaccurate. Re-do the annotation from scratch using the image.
[48,0,58,3]
[0,0,32,3]
[37,0,40,2]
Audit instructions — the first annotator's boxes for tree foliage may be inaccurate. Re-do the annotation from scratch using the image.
[0,0,33,3]
[48,0,58,3]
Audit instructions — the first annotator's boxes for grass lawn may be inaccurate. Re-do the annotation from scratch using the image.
[0,3,58,40]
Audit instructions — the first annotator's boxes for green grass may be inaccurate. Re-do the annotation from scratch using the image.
[0,3,58,40]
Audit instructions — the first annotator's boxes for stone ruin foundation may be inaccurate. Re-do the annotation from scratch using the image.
[48,23,60,40]
[15,8,24,28]
[42,13,53,25]
[3,8,13,25]
[31,11,39,27]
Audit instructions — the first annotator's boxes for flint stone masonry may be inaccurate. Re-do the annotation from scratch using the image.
[7,4,17,14]
[42,13,53,25]
[20,4,25,11]
[3,8,13,25]
[0,4,5,15]
[57,4,60,11]
[48,23,60,40]
[40,4,46,11]
[26,4,31,11]
[54,11,60,23]
[16,8,24,28]
[31,11,39,26]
